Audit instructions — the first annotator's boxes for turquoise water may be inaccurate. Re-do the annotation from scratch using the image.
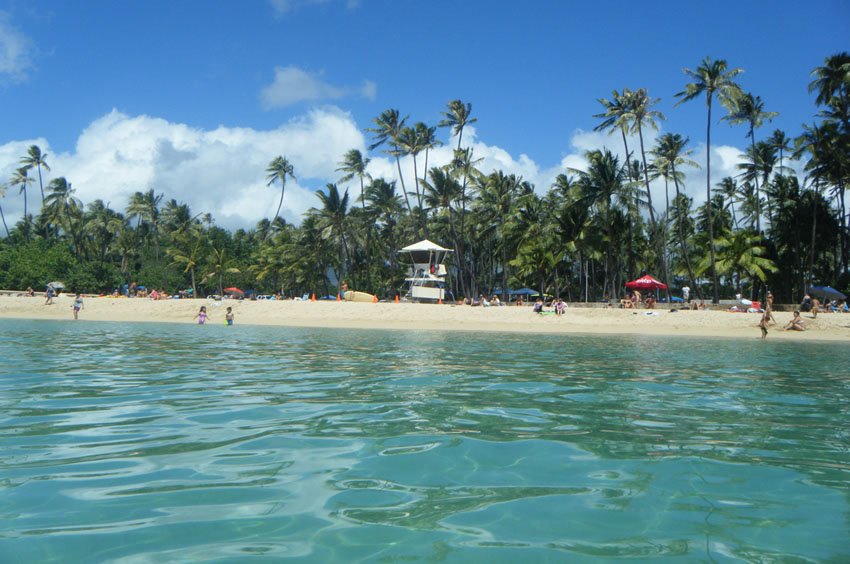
[1,319,848,562]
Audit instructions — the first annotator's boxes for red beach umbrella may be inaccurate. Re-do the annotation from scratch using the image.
[223,287,244,295]
[624,275,668,290]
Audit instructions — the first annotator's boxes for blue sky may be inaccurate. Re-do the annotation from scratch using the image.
[1,0,848,228]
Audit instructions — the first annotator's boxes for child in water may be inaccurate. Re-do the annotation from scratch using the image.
[225,307,234,326]
[195,306,208,325]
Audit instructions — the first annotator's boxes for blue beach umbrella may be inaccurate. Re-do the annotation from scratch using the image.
[807,286,846,300]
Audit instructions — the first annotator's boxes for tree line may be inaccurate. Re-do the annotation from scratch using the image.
[1,54,848,304]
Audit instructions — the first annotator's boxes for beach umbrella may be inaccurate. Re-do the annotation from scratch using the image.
[624,275,668,290]
[508,288,538,296]
[47,281,65,290]
[223,287,244,296]
[808,285,846,300]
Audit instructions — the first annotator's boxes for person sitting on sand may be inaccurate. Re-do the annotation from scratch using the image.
[697,300,706,310]
[481,295,491,307]
[533,298,544,314]
[554,298,565,316]
[644,295,656,309]
[26,286,34,297]
[784,310,805,331]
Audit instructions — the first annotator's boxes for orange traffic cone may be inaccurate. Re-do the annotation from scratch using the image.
[438,298,442,305]
[394,294,399,304]
[337,293,341,302]
[310,293,316,302]
[372,294,378,304]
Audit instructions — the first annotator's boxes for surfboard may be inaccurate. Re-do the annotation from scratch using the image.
[344,290,376,303]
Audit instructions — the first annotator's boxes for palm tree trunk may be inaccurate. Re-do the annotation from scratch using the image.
[273,188,285,226]
[395,156,412,216]
[637,125,656,225]
[749,129,762,234]
[706,99,720,304]
[809,182,819,284]
[0,205,9,238]
[620,128,633,182]
[672,167,699,298]
[839,180,847,273]
[37,165,45,204]
[411,153,426,237]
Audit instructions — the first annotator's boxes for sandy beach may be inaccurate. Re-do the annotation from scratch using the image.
[1,294,848,341]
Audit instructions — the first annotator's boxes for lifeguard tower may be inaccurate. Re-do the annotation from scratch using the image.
[400,239,452,302]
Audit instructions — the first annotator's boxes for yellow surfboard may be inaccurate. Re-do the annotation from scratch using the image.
[344,290,376,303]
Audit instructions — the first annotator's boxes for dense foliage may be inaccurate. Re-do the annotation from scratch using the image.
[1,54,848,303]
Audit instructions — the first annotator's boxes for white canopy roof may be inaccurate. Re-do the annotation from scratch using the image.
[400,239,452,253]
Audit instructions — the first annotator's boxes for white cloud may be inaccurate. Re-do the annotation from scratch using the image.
[269,0,359,16]
[1,107,366,229]
[0,107,759,234]
[260,66,377,109]
[0,12,33,81]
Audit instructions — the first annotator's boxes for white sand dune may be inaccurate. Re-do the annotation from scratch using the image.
[1,294,848,341]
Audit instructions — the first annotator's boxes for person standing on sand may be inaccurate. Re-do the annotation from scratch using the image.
[44,286,55,305]
[758,309,774,339]
[72,293,84,320]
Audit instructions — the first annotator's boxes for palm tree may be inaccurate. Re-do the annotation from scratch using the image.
[0,183,10,238]
[365,178,403,269]
[626,87,665,224]
[43,177,82,238]
[439,99,477,151]
[768,129,793,172]
[675,57,743,303]
[722,92,778,232]
[313,183,350,292]
[126,189,163,232]
[203,247,240,298]
[19,145,50,204]
[10,167,32,240]
[336,149,371,208]
[715,177,741,228]
[809,52,850,131]
[570,149,632,299]
[416,122,442,201]
[168,233,204,298]
[367,109,412,215]
[594,89,637,182]
[83,200,124,266]
[700,229,778,295]
[395,125,426,230]
[794,121,840,280]
[265,156,296,228]
[651,133,700,293]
